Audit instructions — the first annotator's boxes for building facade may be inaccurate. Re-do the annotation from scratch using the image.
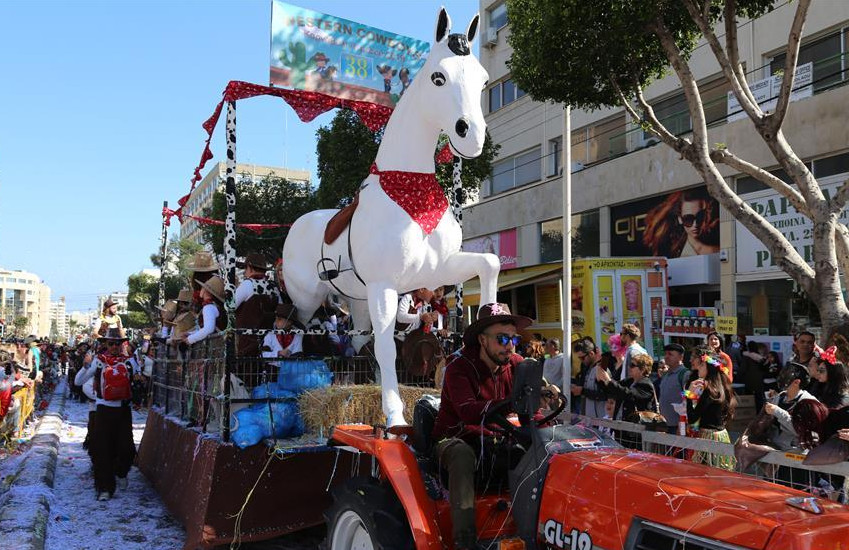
[0,268,52,337]
[49,297,68,341]
[179,162,311,244]
[468,1,849,348]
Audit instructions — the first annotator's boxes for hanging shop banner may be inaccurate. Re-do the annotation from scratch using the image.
[663,306,717,336]
[464,229,518,269]
[270,1,430,106]
[736,179,849,273]
[610,185,720,258]
[727,62,812,123]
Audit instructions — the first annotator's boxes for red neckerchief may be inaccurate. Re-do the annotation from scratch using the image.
[370,163,448,234]
[431,298,449,317]
[277,333,294,349]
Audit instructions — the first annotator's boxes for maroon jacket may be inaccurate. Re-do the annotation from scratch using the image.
[432,345,523,443]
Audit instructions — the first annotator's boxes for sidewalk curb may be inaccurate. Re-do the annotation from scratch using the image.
[0,380,67,550]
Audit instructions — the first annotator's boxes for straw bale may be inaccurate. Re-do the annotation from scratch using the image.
[298,384,438,434]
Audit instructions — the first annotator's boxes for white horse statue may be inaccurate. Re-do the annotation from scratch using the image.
[282,8,499,427]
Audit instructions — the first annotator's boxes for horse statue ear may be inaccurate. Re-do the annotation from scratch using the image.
[466,13,479,43]
[435,7,451,43]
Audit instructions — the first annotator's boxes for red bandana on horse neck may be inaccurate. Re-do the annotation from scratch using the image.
[370,163,448,234]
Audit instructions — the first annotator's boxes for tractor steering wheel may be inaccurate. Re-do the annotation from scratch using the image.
[483,392,567,436]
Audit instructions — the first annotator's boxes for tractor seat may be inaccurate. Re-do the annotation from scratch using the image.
[412,394,441,456]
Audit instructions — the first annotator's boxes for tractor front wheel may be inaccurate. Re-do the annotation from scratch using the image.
[324,477,413,550]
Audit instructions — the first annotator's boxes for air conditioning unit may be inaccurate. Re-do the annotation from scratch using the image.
[485,27,498,47]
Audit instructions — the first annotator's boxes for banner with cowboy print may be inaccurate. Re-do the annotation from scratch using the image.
[270,1,431,107]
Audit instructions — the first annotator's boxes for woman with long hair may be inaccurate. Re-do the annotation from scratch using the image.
[811,347,849,408]
[685,347,737,470]
[642,188,720,257]
[706,331,734,382]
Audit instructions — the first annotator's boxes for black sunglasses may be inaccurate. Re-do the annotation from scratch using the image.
[489,333,521,347]
[679,210,706,228]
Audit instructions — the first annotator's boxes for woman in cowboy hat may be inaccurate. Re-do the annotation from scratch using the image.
[261,303,305,361]
[235,253,279,357]
[180,276,226,345]
[157,300,178,339]
[95,298,125,340]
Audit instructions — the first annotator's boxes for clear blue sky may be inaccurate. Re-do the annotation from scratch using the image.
[0,0,480,312]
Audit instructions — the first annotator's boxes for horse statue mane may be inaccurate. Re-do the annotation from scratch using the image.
[282,8,500,427]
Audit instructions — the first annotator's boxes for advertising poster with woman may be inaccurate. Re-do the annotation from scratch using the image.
[270,1,430,106]
[611,186,720,258]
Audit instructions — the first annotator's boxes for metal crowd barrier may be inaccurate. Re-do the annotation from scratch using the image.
[576,415,849,503]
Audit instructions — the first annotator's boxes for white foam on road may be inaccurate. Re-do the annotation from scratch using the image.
[44,398,185,550]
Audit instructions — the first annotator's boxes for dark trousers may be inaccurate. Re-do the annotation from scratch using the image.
[90,404,136,495]
[435,438,477,549]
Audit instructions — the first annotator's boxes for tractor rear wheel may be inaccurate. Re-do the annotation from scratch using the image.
[324,476,413,550]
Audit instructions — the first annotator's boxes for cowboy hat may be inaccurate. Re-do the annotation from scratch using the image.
[376,64,397,77]
[312,52,329,62]
[236,253,272,271]
[170,312,197,343]
[176,288,193,303]
[185,251,219,273]
[158,300,178,324]
[275,303,305,330]
[103,299,118,311]
[98,327,128,342]
[197,275,225,303]
[463,303,532,347]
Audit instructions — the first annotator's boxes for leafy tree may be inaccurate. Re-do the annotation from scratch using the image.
[507,0,849,336]
[125,272,161,328]
[315,109,500,209]
[201,174,316,260]
[13,316,29,338]
[315,110,382,209]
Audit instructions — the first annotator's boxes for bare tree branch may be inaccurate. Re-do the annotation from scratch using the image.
[830,177,849,214]
[770,0,812,132]
[835,225,849,296]
[724,0,757,106]
[682,0,763,122]
[711,148,809,216]
[611,79,690,156]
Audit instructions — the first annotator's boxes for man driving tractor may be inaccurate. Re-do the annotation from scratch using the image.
[432,302,561,550]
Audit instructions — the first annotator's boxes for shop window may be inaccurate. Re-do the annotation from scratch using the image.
[771,30,844,92]
[540,210,600,263]
[515,285,537,320]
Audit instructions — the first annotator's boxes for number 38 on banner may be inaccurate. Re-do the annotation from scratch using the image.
[342,54,372,80]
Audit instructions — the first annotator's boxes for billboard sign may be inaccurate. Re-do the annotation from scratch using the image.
[270,1,431,107]
[736,178,849,273]
[610,186,720,259]
[464,229,518,269]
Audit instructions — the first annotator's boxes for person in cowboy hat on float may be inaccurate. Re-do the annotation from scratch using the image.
[431,303,561,550]
[176,275,226,346]
[235,253,280,386]
[74,327,137,501]
[157,299,178,339]
[261,303,305,361]
[185,251,220,313]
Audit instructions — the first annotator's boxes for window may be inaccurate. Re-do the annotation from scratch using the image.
[489,147,541,195]
[650,93,691,137]
[540,211,600,263]
[488,79,525,112]
[771,30,844,92]
[588,114,627,161]
[488,3,508,32]
[489,86,501,112]
[548,137,561,176]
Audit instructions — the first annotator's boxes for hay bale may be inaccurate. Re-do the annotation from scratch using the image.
[298,384,438,434]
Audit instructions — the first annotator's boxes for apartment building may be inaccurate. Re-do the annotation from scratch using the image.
[0,268,52,337]
[179,162,311,244]
[49,297,68,341]
[467,1,849,345]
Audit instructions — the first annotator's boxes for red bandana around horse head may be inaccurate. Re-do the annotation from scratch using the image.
[370,164,448,235]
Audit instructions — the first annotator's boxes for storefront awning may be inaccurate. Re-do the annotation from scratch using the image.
[461,264,562,296]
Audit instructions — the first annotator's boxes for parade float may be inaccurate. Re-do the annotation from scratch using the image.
[137,4,849,549]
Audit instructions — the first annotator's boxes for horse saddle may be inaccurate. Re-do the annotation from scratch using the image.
[324,193,360,245]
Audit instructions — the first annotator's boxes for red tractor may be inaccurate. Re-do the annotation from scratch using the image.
[325,359,849,550]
